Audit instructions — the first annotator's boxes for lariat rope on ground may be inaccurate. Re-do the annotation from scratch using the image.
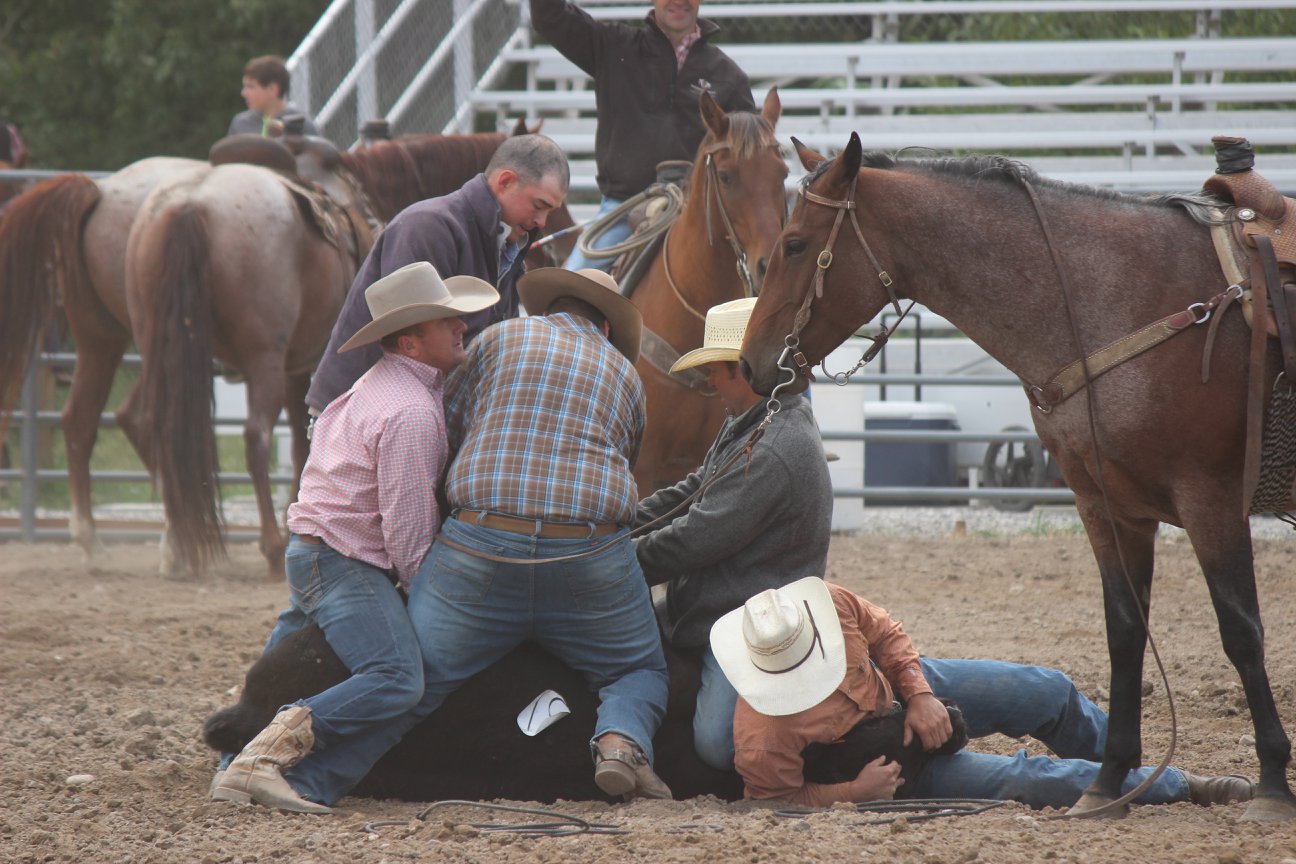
[362,800,630,838]
[776,798,1006,825]
[575,183,685,260]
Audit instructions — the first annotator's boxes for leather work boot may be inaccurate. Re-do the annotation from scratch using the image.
[591,732,673,800]
[211,705,332,814]
[1184,772,1255,806]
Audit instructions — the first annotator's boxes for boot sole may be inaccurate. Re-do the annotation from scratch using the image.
[594,759,636,797]
[212,781,332,814]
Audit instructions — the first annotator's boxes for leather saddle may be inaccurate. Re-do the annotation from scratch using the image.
[207,134,377,268]
[1201,137,1296,516]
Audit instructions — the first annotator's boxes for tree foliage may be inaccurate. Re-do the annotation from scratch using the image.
[0,0,329,170]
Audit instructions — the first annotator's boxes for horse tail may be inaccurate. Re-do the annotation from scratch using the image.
[0,174,100,415]
[137,203,225,572]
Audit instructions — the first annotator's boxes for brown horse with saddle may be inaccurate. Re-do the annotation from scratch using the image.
[741,132,1296,822]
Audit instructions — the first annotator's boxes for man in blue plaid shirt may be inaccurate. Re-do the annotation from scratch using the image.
[405,267,672,800]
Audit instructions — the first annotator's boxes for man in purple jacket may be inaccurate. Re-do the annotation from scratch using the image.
[307,133,570,414]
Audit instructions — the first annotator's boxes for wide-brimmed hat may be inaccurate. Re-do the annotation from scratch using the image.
[709,577,847,716]
[670,297,758,374]
[517,268,642,362]
[338,262,499,352]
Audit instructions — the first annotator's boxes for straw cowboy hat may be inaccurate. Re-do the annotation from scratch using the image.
[517,268,642,362]
[709,577,848,716]
[670,296,758,374]
[338,261,499,352]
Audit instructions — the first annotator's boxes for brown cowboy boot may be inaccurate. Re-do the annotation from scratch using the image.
[591,732,673,800]
[211,705,332,814]
[1184,772,1255,806]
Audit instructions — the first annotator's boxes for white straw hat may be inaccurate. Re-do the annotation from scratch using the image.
[338,261,499,352]
[709,577,847,716]
[670,297,758,374]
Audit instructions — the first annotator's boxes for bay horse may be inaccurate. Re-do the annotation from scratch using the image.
[0,130,570,578]
[740,133,1295,822]
[628,88,788,494]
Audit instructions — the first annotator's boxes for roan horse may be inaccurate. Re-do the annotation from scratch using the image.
[0,129,568,577]
[627,88,788,494]
[740,133,1296,822]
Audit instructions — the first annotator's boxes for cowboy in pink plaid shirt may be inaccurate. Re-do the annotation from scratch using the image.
[212,262,498,815]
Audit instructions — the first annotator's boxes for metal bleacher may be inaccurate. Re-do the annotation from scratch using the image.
[460,1,1296,200]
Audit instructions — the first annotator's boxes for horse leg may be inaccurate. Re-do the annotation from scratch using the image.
[1069,502,1158,818]
[114,373,189,578]
[61,333,127,566]
[242,361,289,576]
[1186,519,1296,822]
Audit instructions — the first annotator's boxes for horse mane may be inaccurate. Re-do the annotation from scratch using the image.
[690,109,782,190]
[337,131,509,219]
[810,149,1227,227]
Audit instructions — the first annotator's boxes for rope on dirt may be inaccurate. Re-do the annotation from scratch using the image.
[776,798,1006,826]
[413,800,629,837]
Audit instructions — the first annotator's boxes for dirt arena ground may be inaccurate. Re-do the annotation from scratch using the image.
[3,525,1296,863]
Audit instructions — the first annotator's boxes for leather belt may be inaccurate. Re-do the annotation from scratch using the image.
[296,533,323,545]
[454,509,621,539]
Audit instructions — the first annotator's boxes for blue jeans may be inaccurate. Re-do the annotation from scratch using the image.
[912,658,1188,807]
[406,517,669,763]
[565,195,629,272]
[694,646,740,770]
[248,536,426,806]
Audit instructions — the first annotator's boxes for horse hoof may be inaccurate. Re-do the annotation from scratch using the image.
[1240,796,1296,822]
[1066,792,1129,819]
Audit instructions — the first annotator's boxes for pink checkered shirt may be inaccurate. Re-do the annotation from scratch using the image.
[675,25,701,69]
[287,353,448,590]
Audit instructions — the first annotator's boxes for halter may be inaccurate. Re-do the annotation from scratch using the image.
[776,172,914,387]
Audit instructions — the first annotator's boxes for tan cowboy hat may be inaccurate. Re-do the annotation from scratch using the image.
[338,261,499,352]
[517,268,642,362]
[709,577,847,717]
[670,296,758,374]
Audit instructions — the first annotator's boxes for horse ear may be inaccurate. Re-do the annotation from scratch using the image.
[831,132,863,185]
[792,137,827,171]
[761,86,781,128]
[510,117,529,137]
[699,90,730,139]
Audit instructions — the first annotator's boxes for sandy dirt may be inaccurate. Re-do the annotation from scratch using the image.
[3,527,1296,863]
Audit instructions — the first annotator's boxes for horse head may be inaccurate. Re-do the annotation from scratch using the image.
[686,86,788,298]
[741,131,899,395]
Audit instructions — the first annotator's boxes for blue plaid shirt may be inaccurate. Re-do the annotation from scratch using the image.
[443,313,645,524]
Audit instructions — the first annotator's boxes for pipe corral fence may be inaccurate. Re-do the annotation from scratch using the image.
[1,328,1076,544]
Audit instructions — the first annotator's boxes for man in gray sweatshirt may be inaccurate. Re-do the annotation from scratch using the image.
[634,297,833,770]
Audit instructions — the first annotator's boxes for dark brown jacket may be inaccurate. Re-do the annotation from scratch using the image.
[530,0,756,200]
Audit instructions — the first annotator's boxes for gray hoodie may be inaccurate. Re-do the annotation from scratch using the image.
[634,393,832,650]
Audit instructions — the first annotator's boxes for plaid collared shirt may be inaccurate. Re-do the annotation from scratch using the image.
[675,25,701,69]
[443,313,645,525]
[287,353,448,590]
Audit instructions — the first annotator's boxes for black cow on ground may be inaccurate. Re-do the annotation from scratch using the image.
[203,624,965,802]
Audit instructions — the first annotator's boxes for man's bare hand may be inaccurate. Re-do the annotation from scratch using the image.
[847,755,903,802]
[902,692,953,751]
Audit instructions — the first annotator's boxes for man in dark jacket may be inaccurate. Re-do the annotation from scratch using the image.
[634,297,834,770]
[530,0,756,270]
[307,133,569,413]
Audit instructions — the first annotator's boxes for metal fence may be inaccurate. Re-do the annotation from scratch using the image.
[1,346,1071,544]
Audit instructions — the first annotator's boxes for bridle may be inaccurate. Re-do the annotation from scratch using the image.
[662,141,779,318]
[774,171,914,389]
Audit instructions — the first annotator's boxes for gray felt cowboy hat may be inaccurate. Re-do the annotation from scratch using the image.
[517,267,642,363]
[710,577,848,716]
[338,261,499,352]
